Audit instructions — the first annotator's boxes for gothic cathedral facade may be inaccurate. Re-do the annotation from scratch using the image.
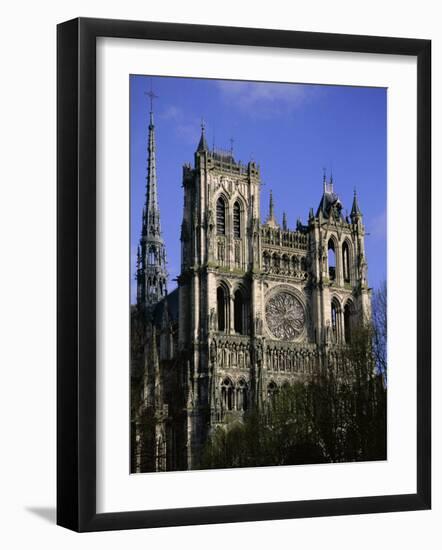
[131,111,371,473]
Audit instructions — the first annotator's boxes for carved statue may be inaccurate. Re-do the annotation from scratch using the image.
[254,340,263,366]
[254,314,263,335]
[209,339,217,363]
[209,307,217,331]
[207,209,214,235]
[357,252,368,283]
[321,244,327,271]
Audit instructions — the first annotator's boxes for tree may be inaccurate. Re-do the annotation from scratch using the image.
[200,314,387,469]
[200,384,325,470]
[372,280,387,381]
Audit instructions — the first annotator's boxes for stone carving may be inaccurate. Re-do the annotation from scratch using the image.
[254,314,263,335]
[209,339,217,363]
[254,340,263,365]
[209,308,217,331]
[265,291,305,340]
[207,209,214,235]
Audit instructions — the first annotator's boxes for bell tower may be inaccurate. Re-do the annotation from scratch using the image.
[178,124,261,468]
[308,175,371,346]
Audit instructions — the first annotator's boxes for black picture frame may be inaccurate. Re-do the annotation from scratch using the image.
[57,17,431,532]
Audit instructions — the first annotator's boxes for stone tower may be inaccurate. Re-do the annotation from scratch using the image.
[308,176,371,347]
[136,105,168,316]
[178,125,262,467]
[133,120,372,473]
[176,128,371,468]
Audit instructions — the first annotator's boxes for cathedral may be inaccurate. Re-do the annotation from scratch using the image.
[131,104,371,473]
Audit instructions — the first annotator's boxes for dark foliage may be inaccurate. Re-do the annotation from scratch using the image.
[200,322,387,470]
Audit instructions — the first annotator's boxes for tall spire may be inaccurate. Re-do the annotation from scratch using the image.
[137,86,168,313]
[282,211,288,231]
[145,87,161,235]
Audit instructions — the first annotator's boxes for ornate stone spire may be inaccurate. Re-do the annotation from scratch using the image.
[282,211,288,230]
[137,90,168,313]
[266,190,279,228]
[350,188,362,222]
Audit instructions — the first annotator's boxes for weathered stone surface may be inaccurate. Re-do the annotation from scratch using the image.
[132,125,371,473]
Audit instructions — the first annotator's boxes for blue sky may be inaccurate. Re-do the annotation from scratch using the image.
[130,75,386,304]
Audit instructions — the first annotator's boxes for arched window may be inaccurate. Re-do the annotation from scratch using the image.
[148,246,155,265]
[221,378,234,411]
[282,254,290,271]
[237,379,248,411]
[344,302,353,343]
[331,299,340,341]
[234,289,245,334]
[343,241,350,283]
[217,285,228,332]
[233,201,241,238]
[328,239,336,280]
[216,197,226,235]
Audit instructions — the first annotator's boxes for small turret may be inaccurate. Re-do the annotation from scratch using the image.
[196,121,209,153]
[265,190,279,228]
[316,172,343,221]
[350,188,362,223]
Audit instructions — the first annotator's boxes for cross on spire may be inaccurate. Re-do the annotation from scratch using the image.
[145,81,158,113]
[197,117,209,152]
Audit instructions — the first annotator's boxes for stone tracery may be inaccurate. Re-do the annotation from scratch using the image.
[265,291,305,340]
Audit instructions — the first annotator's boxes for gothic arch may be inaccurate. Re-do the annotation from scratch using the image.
[233,200,241,239]
[216,281,230,332]
[230,189,247,208]
[343,298,356,343]
[331,296,342,343]
[148,245,156,265]
[342,239,352,283]
[327,237,338,280]
[233,285,248,335]
[236,378,248,411]
[221,377,235,411]
[216,194,227,236]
